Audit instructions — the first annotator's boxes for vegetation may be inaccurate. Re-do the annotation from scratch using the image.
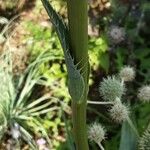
[0,0,149,149]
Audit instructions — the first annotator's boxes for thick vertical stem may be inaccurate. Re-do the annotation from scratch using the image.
[67,0,89,150]
[67,0,88,64]
[72,100,89,150]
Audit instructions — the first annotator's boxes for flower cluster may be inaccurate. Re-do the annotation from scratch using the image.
[88,65,150,148]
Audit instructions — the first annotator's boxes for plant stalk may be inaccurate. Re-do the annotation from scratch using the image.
[67,0,89,150]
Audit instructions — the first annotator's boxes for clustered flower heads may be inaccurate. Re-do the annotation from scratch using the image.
[138,85,150,103]
[138,125,150,150]
[119,66,135,82]
[109,98,129,123]
[99,76,125,101]
[108,25,126,44]
[88,122,106,145]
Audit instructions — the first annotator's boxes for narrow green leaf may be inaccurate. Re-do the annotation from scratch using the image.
[26,100,56,113]
[20,125,37,149]
[31,118,52,148]
[24,95,53,110]
[119,120,138,150]
[28,107,58,116]
[41,0,69,51]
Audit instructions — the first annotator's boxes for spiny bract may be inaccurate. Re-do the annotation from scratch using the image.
[138,125,150,150]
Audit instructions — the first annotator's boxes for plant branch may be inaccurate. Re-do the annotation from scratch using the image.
[87,101,113,105]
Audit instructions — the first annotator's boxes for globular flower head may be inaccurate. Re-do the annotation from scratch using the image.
[108,25,126,44]
[109,98,129,123]
[99,76,125,101]
[88,122,106,144]
[138,85,150,103]
[119,66,135,82]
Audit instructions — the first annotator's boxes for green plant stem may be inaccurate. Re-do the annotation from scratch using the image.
[72,101,89,150]
[87,101,113,105]
[98,142,105,150]
[67,0,89,150]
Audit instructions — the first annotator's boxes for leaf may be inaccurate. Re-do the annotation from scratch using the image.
[99,52,109,73]
[116,49,125,70]
[27,107,58,116]
[119,120,138,150]
[31,118,52,148]
[41,0,69,51]
[68,74,85,103]
[41,0,86,103]
[19,125,37,149]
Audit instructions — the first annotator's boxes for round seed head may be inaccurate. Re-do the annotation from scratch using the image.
[99,76,125,101]
[109,98,129,123]
[119,66,135,82]
[88,122,106,144]
[108,26,125,44]
[138,85,150,103]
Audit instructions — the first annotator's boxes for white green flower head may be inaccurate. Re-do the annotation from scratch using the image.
[88,122,106,145]
[138,85,150,103]
[119,66,135,82]
[99,76,125,101]
[108,25,126,44]
[109,98,129,123]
